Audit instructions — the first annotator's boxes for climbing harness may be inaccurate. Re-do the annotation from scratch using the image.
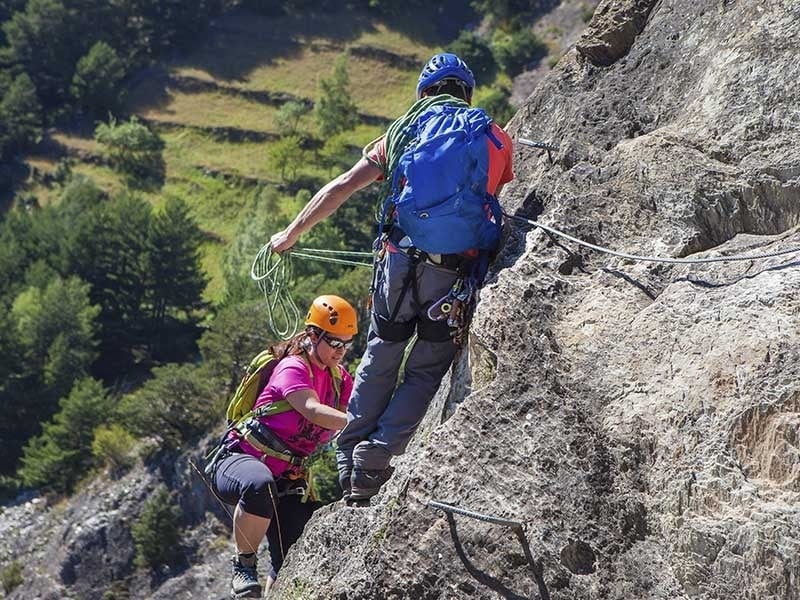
[505,212,800,264]
[428,500,550,600]
[251,243,372,339]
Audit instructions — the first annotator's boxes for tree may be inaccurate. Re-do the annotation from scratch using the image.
[17,378,112,493]
[116,363,218,447]
[0,73,42,159]
[145,196,206,359]
[474,84,515,126]
[491,26,547,76]
[11,276,100,401]
[68,193,152,371]
[318,132,358,176]
[132,486,181,569]
[471,0,556,23]
[315,52,358,138]
[274,100,310,135]
[267,134,305,182]
[94,116,165,188]
[2,0,82,107]
[198,300,272,393]
[447,30,498,84]
[71,41,126,116]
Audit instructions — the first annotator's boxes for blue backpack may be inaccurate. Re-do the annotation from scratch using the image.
[385,102,504,255]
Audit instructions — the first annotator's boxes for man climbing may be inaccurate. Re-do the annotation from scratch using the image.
[270,52,514,504]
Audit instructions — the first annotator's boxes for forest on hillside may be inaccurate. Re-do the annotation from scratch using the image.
[0,0,558,507]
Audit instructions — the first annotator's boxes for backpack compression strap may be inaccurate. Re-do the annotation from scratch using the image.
[382,94,469,181]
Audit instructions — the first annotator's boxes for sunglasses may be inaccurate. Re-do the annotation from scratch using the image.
[322,334,353,350]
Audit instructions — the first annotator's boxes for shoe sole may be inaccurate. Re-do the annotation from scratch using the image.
[231,586,262,599]
[345,497,371,507]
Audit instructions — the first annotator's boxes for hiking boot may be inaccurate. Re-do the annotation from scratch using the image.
[338,467,352,501]
[231,553,261,599]
[349,466,394,502]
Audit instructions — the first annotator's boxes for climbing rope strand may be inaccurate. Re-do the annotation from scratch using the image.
[294,247,373,257]
[291,252,373,269]
[505,213,800,264]
[251,243,302,339]
[250,242,373,339]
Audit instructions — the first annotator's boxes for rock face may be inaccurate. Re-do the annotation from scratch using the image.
[2,2,799,600]
[0,447,234,599]
[272,2,800,599]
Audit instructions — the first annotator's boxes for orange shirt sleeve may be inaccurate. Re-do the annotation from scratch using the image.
[486,123,514,195]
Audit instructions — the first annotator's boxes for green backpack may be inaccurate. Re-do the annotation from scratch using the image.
[225,349,343,427]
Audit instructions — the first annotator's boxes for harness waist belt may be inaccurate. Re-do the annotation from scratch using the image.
[387,227,466,271]
[242,418,307,467]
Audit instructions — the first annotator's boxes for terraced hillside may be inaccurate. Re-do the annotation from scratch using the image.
[21,8,447,302]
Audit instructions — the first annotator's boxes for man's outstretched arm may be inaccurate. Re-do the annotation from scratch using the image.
[270,157,382,253]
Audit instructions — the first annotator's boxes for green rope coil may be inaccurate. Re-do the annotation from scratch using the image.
[251,244,373,340]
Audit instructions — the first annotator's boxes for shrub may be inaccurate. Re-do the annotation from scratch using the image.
[268,135,305,182]
[446,30,497,84]
[116,363,218,448]
[491,27,547,76]
[132,485,181,569]
[580,2,596,22]
[474,85,515,126]
[94,117,165,188]
[71,41,127,115]
[274,100,310,135]
[92,424,136,473]
[0,561,23,595]
[18,378,112,494]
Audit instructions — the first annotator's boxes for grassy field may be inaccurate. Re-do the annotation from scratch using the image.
[21,6,462,304]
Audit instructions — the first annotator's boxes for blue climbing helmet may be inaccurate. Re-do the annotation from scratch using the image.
[416,53,475,100]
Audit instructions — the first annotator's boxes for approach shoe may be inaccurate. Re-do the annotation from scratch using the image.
[338,467,352,501]
[231,553,262,599]
[349,466,394,502]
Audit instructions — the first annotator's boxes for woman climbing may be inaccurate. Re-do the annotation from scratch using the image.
[211,295,358,598]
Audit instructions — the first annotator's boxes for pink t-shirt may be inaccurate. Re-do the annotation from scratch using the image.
[236,355,353,478]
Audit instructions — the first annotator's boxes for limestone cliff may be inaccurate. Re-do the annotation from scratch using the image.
[2,1,798,599]
[274,1,800,599]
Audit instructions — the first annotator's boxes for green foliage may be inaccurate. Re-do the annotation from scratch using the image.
[11,276,100,399]
[318,132,359,176]
[71,41,126,115]
[18,378,113,493]
[472,0,553,23]
[132,485,181,569]
[68,193,152,368]
[308,445,341,504]
[446,30,497,84]
[580,2,595,23]
[474,84,515,126]
[222,186,293,305]
[146,196,207,325]
[267,134,305,182]
[94,117,165,188]
[491,26,547,76]
[92,423,136,473]
[274,100,311,135]
[59,174,106,214]
[0,72,42,160]
[2,0,82,107]
[0,560,23,595]
[316,52,359,138]
[198,300,271,393]
[117,363,218,447]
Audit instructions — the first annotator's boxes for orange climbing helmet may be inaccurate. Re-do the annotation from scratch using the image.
[305,295,358,337]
